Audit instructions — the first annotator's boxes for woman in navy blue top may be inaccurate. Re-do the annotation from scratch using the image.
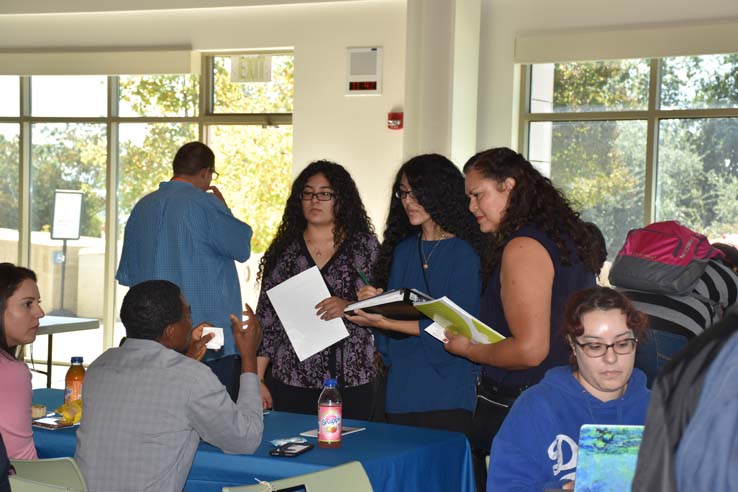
[347,154,484,435]
[444,148,601,487]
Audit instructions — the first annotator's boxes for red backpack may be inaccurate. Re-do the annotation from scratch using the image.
[608,221,724,295]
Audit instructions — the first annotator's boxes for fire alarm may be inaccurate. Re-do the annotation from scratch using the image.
[388,112,403,130]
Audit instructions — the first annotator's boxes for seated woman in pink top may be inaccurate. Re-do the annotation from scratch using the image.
[0,263,45,460]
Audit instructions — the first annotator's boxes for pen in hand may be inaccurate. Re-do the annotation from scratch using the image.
[355,267,370,285]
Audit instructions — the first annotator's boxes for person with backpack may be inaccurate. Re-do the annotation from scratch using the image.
[609,222,738,387]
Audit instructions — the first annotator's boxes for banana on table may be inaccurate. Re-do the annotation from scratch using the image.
[55,399,83,424]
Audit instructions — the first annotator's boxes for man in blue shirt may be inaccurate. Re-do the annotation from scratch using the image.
[117,141,253,397]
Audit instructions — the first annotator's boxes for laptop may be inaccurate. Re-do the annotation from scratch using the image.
[574,424,644,492]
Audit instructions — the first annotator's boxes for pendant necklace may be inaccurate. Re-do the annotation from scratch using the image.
[306,237,333,258]
[420,232,447,270]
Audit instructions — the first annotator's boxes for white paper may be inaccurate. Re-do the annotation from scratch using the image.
[423,322,449,343]
[202,327,224,350]
[266,266,349,361]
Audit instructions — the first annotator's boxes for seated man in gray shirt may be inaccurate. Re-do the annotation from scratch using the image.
[75,280,264,492]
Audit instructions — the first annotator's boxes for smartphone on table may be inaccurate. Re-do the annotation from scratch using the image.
[269,442,315,457]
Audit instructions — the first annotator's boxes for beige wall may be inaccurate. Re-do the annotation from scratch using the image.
[477,0,738,150]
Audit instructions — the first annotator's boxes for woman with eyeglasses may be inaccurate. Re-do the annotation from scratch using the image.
[0,263,44,460]
[347,154,484,435]
[487,287,650,492]
[255,160,380,418]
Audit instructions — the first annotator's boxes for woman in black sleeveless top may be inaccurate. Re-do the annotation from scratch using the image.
[445,148,602,489]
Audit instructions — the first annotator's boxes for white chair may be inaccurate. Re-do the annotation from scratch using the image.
[9,476,72,491]
[222,461,373,492]
[10,457,87,492]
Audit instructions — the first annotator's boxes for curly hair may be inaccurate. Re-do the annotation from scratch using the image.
[585,221,607,277]
[0,263,38,360]
[372,154,484,289]
[120,280,184,341]
[258,160,374,281]
[463,147,601,283]
[561,286,649,368]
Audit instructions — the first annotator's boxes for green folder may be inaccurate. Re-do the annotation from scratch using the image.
[414,296,506,344]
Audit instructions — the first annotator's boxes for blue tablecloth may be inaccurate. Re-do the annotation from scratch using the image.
[33,389,475,492]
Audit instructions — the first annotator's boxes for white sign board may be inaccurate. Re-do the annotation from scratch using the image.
[51,190,83,240]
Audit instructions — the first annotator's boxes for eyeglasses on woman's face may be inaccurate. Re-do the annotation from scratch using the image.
[300,191,336,201]
[572,338,638,358]
[394,189,417,201]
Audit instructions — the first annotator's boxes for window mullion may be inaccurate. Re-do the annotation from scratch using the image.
[644,58,660,226]
[103,76,119,351]
[518,64,531,154]
[18,76,31,266]
[199,54,211,143]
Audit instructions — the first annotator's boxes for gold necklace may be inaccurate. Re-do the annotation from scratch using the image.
[420,232,447,269]
[306,237,333,258]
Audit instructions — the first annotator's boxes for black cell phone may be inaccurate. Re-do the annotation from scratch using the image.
[272,487,307,492]
[269,442,315,457]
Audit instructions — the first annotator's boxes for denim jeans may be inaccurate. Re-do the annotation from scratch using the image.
[635,329,690,388]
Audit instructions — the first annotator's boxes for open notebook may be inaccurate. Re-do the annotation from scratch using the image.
[574,424,644,492]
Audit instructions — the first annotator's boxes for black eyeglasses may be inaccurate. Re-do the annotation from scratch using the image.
[300,191,336,201]
[394,189,417,201]
[572,338,638,358]
[209,168,220,180]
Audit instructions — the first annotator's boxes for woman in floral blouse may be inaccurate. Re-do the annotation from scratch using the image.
[256,160,379,419]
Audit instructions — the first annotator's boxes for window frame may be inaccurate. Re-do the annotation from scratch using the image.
[0,51,293,354]
[518,58,738,226]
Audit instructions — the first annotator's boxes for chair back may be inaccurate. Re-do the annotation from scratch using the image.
[10,457,87,491]
[9,476,72,491]
[222,461,372,492]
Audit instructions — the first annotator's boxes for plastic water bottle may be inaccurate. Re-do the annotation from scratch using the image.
[64,356,85,403]
[317,378,342,448]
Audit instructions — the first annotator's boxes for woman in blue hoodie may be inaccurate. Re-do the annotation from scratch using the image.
[487,287,651,492]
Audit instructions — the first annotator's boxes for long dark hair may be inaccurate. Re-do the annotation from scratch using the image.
[463,147,600,283]
[373,154,484,288]
[0,263,38,360]
[258,160,374,281]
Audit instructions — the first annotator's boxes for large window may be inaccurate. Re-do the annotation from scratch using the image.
[0,122,19,263]
[524,55,738,258]
[0,77,20,263]
[1,53,294,384]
